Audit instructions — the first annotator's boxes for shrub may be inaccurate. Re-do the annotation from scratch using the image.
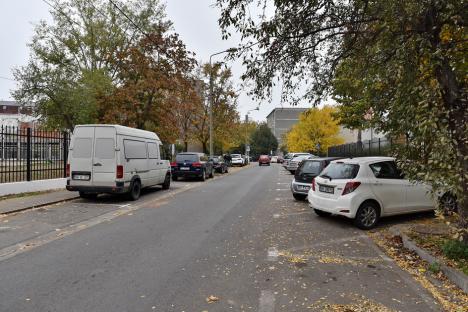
[442,240,468,261]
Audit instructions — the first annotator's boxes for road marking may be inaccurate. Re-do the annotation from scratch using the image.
[267,247,279,261]
[273,214,280,219]
[275,188,289,191]
[258,290,275,312]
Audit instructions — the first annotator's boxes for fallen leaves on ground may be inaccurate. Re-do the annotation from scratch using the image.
[309,294,395,312]
[206,295,219,303]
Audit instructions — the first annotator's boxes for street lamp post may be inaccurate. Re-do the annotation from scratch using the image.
[208,48,237,158]
[245,107,259,163]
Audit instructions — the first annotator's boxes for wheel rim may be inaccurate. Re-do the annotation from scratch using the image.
[133,183,140,196]
[359,206,377,227]
[441,195,457,211]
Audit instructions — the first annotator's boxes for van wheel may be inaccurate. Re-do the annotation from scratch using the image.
[354,202,379,230]
[162,174,171,190]
[79,191,98,199]
[128,180,141,201]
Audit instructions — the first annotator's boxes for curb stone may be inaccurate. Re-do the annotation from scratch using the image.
[390,225,468,293]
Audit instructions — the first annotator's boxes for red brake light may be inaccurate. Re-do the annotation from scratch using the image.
[342,181,361,195]
[66,163,70,177]
[192,162,202,167]
[170,162,177,167]
[311,178,316,191]
[116,165,124,179]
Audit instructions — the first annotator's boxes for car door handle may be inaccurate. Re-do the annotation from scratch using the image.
[93,163,102,166]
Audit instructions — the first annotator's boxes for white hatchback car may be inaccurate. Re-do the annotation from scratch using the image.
[308,157,435,229]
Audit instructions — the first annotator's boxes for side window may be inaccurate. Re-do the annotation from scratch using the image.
[95,138,115,159]
[200,155,208,161]
[123,140,147,159]
[72,138,92,158]
[147,143,159,159]
[369,161,401,179]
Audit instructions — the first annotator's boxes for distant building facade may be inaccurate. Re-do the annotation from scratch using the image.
[0,100,37,128]
[266,107,308,148]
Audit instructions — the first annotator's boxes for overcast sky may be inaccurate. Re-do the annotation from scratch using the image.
[0,0,308,121]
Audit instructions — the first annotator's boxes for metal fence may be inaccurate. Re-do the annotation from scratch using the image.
[328,137,393,157]
[0,126,70,183]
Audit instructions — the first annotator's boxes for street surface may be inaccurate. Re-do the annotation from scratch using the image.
[0,164,441,311]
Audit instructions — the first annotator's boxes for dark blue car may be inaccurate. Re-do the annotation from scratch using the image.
[171,153,214,181]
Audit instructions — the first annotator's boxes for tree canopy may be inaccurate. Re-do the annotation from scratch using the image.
[250,123,278,156]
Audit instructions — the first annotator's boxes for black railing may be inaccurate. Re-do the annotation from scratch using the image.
[328,137,392,157]
[0,126,70,183]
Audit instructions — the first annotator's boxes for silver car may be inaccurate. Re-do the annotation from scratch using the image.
[286,155,314,173]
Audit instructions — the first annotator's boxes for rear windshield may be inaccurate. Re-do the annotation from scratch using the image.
[299,161,322,174]
[320,163,360,179]
[72,138,92,158]
[231,154,241,158]
[176,154,199,162]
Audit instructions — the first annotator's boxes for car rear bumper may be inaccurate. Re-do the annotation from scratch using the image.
[308,192,357,218]
[291,180,311,195]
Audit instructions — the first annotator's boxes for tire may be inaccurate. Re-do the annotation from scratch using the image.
[354,202,380,230]
[209,168,214,178]
[439,193,458,214]
[293,193,307,201]
[259,163,262,166]
[79,191,98,199]
[200,170,206,181]
[172,175,178,181]
[289,170,295,174]
[162,174,171,190]
[128,180,141,201]
[314,209,331,217]
[225,167,228,173]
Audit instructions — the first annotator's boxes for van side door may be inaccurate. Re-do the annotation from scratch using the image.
[123,139,149,187]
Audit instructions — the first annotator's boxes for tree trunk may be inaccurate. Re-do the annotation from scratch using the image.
[184,141,188,152]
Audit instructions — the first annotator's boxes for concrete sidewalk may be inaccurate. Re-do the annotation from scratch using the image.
[0,190,78,215]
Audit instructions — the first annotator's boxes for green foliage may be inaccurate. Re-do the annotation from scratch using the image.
[250,123,278,157]
[428,262,441,274]
[442,240,468,262]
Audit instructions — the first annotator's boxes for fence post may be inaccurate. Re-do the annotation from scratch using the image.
[63,131,68,178]
[378,138,381,155]
[26,128,31,181]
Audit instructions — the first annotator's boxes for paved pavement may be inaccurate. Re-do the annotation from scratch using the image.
[0,190,78,214]
[0,164,441,311]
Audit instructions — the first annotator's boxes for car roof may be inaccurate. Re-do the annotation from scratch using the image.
[303,157,342,162]
[177,152,204,156]
[331,156,395,164]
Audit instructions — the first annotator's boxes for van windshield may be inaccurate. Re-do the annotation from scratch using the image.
[176,154,199,162]
[320,163,360,179]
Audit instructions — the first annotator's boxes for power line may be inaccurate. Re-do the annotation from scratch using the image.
[108,0,148,37]
[0,76,16,82]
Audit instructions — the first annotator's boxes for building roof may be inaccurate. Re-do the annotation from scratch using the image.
[265,107,309,119]
[0,100,20,107]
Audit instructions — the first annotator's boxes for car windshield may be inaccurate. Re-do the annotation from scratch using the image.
[176,154,199,162]
[231,154,241,158]
[299,161,322,174]
[320,163,360,179]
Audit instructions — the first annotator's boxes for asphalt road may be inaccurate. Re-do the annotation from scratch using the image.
[0,164,441,311]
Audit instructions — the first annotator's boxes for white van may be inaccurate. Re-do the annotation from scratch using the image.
[66,125,171,200]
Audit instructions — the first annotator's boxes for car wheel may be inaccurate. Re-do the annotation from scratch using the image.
[79,191,98,199]
[289,170,295,174]
[172,175,178,181]
[354,202,379,230]
[162,174,171,190]
[225,167,228,173]
[314,209,331,217]
[439,192,458,214]
[128,180,141,201]
[293,193,307,201]
[200,170,206,181]
[209,169,214,178]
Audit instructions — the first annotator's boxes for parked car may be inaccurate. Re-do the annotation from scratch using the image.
[291,157,343,200]
[283,152,310,168]
[171,152,214,181]
[66,124,171,201]
[286,154,315,174]
[210,156,229,174]
[308,157,436,230]
[277,156,284,164]
[259,155,271,166]
[271,156,278,163]
[231,154,245,166]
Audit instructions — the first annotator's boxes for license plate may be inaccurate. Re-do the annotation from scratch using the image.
[319,185,334,194]
[297,185,310,191]
[180,167,190,170]
[73,174,90,181]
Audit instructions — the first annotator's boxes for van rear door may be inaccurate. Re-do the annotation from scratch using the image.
[69,126,94,185]
[92,127,117,186]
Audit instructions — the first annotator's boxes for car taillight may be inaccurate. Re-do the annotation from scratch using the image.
[170,162,177,167]
[342,181,361,195]
[66,163,70,177]
[311,178,315,191]
[116,165,124,179]
[192,162,202,167]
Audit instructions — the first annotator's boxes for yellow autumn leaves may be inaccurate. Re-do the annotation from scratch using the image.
[285,106,344,154]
